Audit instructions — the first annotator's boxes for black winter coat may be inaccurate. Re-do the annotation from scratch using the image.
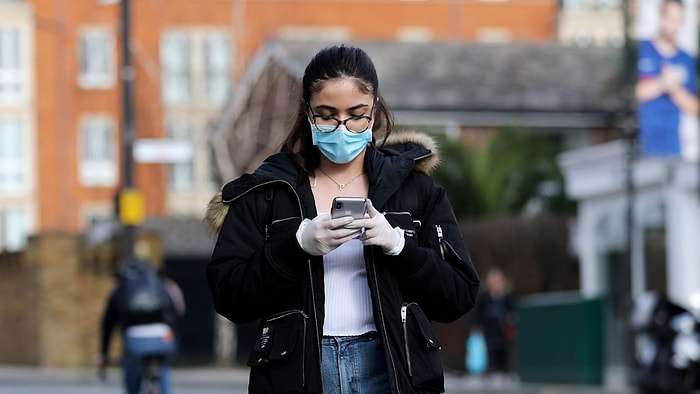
[205,131,480,393]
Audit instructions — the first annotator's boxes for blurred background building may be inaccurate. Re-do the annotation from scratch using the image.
[0,0,564,250]
[559,0,624,47]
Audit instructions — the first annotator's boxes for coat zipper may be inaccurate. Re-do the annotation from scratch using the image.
[369,249,402,392]
[436,224,445,260]
[267,309,308,321]
[401,303,412,377]
[308,260,321,389]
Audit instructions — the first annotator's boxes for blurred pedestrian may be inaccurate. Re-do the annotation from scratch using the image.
[205,44,480,393]
[637,0,699,159]
[98,241,185,394]
[473,268,516,380]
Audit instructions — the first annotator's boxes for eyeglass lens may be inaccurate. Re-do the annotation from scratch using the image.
[315,114,373,133]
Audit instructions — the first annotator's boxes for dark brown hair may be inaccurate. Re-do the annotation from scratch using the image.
[280,44,394,173]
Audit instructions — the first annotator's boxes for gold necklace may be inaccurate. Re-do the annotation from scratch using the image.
[317,168,365,191]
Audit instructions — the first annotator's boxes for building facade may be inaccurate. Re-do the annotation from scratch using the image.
[0,1,35,252]
[0,0,559,252]
[558,0,624,47]
[559,140,700,384]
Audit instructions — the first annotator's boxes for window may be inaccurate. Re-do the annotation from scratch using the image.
[166,122,194,191]
[0,207,27,251]
[562,0,620,10]
[79,116,117,186]
[0,28,21,102]
[161,30,231,105]
[204,33,230,104]
[0,117,26,193]
[78,28,115,89]
[161,32,192,104]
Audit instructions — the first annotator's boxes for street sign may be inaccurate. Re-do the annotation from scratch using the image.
[133,138,193,164]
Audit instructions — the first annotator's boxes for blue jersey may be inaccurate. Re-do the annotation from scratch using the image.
[637,39,697,157]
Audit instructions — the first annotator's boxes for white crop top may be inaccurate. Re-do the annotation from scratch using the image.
[322,238,376,336]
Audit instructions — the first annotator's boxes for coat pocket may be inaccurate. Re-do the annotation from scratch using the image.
[401,302,444,392]
[247,310,308,392]
[384,211,419,240]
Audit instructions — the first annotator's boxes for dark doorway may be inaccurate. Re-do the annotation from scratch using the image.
[164,256,215,365]
[643,227,667,294]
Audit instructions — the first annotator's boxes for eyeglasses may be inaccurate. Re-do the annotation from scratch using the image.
[308,104,373,133]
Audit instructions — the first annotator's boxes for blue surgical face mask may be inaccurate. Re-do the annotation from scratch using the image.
[311,124,372,164]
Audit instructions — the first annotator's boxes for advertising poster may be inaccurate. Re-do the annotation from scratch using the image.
[637,0,699,161]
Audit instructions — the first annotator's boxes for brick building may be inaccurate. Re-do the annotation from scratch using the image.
[0,0,558,252]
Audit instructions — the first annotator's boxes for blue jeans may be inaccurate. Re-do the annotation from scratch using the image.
[321,332,391,394]
[123,335,176,394]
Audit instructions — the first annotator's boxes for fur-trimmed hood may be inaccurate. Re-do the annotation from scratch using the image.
[204,130,440,234]
[382,130,440,175]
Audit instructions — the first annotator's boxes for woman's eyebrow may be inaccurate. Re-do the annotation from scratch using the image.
[313,103,371,112]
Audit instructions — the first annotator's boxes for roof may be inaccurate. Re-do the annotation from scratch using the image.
[208,39,627,181]
[261,39,625,113]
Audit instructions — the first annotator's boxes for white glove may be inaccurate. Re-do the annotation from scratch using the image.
[348,199,405,255]
[296,213,363,256]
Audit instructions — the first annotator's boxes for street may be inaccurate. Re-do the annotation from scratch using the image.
[0,384,246,394]
[0,365,635,394]
[0,366,247,394]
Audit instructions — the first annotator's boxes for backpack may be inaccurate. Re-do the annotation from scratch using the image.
[119,261,173,327]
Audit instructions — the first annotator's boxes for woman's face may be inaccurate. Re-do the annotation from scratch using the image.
[307,78,374,126]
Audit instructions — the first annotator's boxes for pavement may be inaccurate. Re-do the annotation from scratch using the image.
[0,365,636,393]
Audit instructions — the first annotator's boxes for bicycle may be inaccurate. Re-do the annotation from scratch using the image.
[97,353,169,394]
[140,354,165,394]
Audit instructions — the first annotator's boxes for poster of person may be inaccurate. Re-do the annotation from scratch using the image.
[636,0,699,161]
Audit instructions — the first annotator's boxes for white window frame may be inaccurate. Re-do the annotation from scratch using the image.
[0,207,27,252]
[161,32,192,104]
[0,116,27,193]
[0,27,22,102]
[79,115,118,187]
[77,27,116,89]
[204,32,230,104]
[166,121,194,192]
[161,29,232,105]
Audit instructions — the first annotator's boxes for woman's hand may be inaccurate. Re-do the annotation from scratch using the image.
[348,199,405,255]
[296,213,362,256]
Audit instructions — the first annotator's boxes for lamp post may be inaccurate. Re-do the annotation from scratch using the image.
[621,0,637,380]
[118,0,141,267]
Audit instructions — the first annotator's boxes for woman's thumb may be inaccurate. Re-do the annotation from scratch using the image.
[365,199,379,217]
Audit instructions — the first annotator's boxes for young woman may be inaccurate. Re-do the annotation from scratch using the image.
[206,44,480,393]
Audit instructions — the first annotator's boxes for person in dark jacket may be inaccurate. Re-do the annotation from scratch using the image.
[473,268,516,378]
[98,241,184,394]
[205,44,480,394]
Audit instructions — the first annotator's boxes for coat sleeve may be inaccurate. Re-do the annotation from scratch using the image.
[100,288,120,357]
[384,174,480,323]
[206,190,309,324]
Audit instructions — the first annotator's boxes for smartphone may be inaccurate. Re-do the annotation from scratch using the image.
[330,197,367,219]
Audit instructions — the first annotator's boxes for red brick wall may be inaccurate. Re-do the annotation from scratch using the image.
[31,0,557,232]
